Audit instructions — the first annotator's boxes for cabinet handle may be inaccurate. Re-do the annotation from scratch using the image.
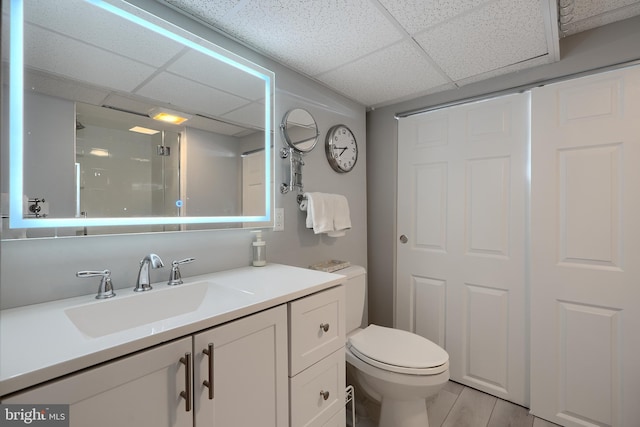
[320,390,330,401]
[202,343,214,400]
[320,323,330,333]
[180,352,192,412]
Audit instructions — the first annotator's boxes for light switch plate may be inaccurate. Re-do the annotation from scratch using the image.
[274,208,284,231]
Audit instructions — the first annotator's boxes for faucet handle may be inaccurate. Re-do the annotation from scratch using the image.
[77,269,116,299]
[168,258,195,286]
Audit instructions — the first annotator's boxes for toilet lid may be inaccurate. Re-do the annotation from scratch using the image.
[348,325,448,373]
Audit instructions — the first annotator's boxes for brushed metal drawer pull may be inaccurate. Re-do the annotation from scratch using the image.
[320,390,330,401]
[320,323,330,332]
[179,352,192,412]
[202,343,214,400]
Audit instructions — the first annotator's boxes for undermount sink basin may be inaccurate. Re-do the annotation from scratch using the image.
[65,281,218,338]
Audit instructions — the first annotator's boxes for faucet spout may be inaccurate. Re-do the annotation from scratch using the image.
[134,253,164,292]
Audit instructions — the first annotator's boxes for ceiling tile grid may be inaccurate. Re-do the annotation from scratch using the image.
[162,0,553,107]
[138,0,640,107]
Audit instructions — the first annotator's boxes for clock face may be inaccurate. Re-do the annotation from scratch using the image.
[325,125,358,173]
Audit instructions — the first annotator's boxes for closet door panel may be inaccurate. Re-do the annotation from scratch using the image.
[397,93,529,406]
[531,65,640,427]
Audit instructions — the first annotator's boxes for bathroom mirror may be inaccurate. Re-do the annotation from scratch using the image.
[281,109,319,153]
[1,0,274,237]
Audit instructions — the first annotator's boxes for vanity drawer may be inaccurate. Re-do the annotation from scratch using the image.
[289,285,345,375]
[290,348,346,427]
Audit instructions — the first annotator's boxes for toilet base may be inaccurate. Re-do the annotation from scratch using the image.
[378,398,429,427]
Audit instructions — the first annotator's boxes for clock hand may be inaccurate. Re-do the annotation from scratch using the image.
[334,146,348,156]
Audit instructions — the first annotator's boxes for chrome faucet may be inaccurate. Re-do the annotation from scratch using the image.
[168,257,195,286]
[77,269,116,299]
[134,253,164,292]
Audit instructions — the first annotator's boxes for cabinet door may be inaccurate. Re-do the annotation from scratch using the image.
[193,305,288,427]
[4,337,193,427]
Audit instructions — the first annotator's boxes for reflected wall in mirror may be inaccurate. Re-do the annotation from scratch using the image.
[0,0,274,238]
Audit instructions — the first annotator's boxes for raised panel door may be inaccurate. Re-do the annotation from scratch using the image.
[4,337,193,427]
[193,305,288,427]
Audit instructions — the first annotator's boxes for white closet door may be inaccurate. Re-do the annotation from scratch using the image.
[530,65,640,426]
[396,93,529,405]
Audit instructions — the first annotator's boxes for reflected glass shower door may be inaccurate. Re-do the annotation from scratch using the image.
[76,124,181,231]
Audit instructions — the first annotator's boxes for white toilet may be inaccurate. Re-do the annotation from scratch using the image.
[341,266,449,427]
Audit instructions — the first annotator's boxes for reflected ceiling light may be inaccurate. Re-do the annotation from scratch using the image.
[149,107,192,125]
[89,148,110,157]
[129,126,160,135]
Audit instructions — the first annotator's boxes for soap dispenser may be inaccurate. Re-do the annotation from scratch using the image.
[252,230,267,267]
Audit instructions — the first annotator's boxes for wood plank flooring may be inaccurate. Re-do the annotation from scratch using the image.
[349,381,561,427]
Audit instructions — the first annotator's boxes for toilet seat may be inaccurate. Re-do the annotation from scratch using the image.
[348,325,449,375]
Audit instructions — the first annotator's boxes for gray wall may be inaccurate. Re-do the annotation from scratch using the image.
[0,0,367,309]
[367,16,640,328]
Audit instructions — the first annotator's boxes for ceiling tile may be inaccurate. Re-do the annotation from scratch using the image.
[170,0,405,76]
[24,70,111,106]
[414,0,548,81]
[25,25,158,93]
[221,102,265,130]
[135,72,250,116]
[101,93,159,116]
[187,115,251,136]
[317,40,451,107]
[168,49,265,101]
[165,0,241,21]
[376,0,493,34]
[25,0,185,67]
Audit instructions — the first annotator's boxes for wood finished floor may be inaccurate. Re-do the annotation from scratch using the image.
[351,381,561,427]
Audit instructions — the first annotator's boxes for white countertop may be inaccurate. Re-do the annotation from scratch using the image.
[0,263,345,397]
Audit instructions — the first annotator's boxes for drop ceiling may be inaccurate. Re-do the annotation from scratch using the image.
[161,0,640,109]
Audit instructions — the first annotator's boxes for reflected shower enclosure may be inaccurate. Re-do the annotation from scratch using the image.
[75,118,181,221]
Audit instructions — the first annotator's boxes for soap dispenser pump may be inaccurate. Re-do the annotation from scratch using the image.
[252,230,267,267]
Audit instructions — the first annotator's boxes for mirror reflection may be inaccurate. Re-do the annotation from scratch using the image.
[281,109,319,153]
[1,0,274,238]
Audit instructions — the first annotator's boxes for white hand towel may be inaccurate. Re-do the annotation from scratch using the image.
[332,194,351,231]
[305,192,351,236]
[327,194,351,237]
[305,192,334,234]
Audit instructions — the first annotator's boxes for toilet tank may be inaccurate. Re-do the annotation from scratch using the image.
[338,265,367,334]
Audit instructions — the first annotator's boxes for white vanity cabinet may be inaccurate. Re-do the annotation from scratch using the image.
[193,304,288,427]
[288,285,346,427]
[3,337,194,427]
[0,266,346,427]
[4,305,288,427]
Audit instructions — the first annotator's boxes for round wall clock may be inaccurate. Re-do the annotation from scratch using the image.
[325,124,358,173]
